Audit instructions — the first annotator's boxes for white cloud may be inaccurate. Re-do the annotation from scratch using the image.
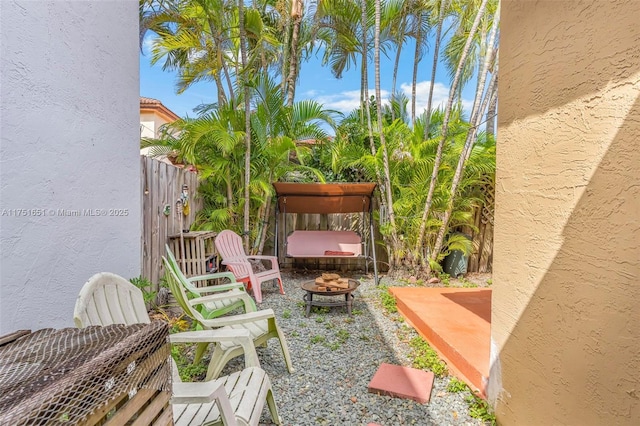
[141,35,156,56]
[312,89,392,114]
[399,81,474,115]
[300,81,474,118]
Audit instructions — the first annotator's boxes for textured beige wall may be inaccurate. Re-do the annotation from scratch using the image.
[492,1,640,424]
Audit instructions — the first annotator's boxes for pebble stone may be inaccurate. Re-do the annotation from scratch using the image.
[218,270,485,426]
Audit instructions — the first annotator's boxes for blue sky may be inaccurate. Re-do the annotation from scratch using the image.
[140,34,474,126]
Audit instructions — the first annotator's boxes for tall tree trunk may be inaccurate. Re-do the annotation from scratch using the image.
[281,10,291,95]
[257,197,272,255]
[430,4,500,265]
[374,0,399,253]
[414,0,489,261]
[390,17,406,122]
[362,0,387,215]
[486,81,497,138]
[424,0,448,139]
[213,73,227,106]
[238,0,252,251]
[411,13,423,127]
[206,21,229,105]
[226,175,235,219]
[221,52,234,105]
[286,0,302,106]
[360,0,369,126]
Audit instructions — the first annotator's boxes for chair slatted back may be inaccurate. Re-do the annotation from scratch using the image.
[74,273,150,328]
[214,230,252,279]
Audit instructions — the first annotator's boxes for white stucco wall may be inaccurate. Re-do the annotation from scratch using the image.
[0,1,140,333]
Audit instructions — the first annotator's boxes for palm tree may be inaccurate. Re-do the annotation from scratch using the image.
[385,0,408,121]
[424,0,450,138]
[249,74,339,252]
[414,0,490,262]
[406,0,431,127]
[430,1,499,265]
[237,0,253,250]
[374,0,399,261]
[141,0,238,106]
[286,0,303,105]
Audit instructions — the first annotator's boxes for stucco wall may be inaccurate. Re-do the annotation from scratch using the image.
[492,1,640,424]
[0,1,140,333]
[140,111,157,138]
[140,110,176,139]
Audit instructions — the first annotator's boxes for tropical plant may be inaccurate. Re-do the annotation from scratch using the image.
[139,0,499,278]
[146,74,339,253]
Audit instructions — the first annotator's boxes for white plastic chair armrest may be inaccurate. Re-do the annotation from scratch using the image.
[172,380,227,404]
[170,329,260,368]
[172,381,239,424]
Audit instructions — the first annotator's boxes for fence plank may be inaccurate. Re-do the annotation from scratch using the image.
[140,157,202,290]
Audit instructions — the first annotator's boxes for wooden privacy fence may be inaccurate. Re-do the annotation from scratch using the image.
[141,156,202,288]
[459,181,494,273]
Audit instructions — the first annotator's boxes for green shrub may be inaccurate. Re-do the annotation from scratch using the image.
[465,393,496,425]
[310,335,325,344]
[378,286,398,313]
[409,337,447,377]
[447,377,468,393]
[439,273,451,287]
[336,329,350,343]
[129,276,157,306]
[171,345,207,382]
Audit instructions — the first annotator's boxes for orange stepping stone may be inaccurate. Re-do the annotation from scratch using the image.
[368,363,435,403]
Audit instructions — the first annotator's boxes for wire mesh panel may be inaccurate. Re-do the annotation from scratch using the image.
[0,322,171,425]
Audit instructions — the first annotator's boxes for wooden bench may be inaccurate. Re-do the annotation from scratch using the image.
[286,230,363,258]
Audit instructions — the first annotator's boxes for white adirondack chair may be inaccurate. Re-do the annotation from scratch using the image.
[214,230,285,304]
[163,257,294,379]
[74,272,282,425]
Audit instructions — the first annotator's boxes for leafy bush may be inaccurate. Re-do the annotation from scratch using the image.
[447,377,468,393]
[409,337,447,377]
[171,345,207,382]
[378,285,398,313]
[129,276,157,307]
[465,393,496,425]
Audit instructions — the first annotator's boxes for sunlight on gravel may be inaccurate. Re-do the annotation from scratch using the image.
[214,269,487,426]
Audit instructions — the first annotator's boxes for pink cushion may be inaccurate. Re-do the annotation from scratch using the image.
[287,230,362,257]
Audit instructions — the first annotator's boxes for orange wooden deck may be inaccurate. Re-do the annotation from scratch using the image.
[390,287,491,397]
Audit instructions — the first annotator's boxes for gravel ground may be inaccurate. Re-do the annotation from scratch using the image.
[218,270,486,426]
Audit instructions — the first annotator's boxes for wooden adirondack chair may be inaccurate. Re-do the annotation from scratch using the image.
[163,257,294,379]
[73,272,282,425]
[165,244,256,318]
[214,230,285,304]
